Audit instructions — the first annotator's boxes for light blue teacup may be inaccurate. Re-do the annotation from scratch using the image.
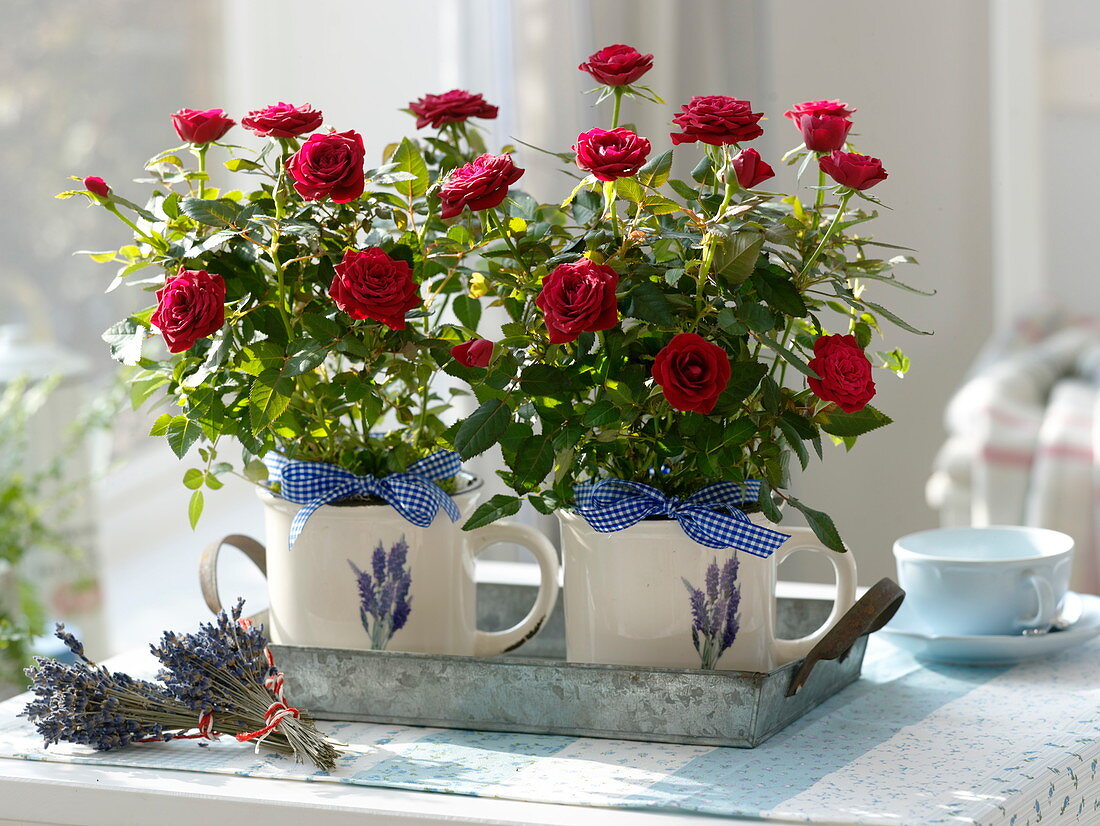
[893,526,1073,636]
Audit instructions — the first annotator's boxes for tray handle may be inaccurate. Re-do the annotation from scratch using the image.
[200,534,267,615]
[785,577,905,697]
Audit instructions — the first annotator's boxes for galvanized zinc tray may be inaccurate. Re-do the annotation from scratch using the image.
[201,536,893,748]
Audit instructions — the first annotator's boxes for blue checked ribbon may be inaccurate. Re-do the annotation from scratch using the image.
[264,450,462,549]
[572,478,789,558]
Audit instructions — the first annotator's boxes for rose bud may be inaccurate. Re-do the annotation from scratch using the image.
[438,153,524,220]
[241,102,323,138]
[535,259,619,344]
[573,127,652,182]
[819,150,888,191]
[807,334,876,413]
[798,114,852,152]
[731,148,774,189]
[151,269,226,353]
[451,338,494,368]
[329,247,421,330]
[783,99,857,124]
[287,129,366,203]
[170,108,236,144]
[651,333,731,415]
[408,90,498,130]
[670,96,764,146]
[83,176,110,198]
[578,44,654,87]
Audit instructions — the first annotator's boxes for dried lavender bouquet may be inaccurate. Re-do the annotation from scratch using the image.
[21,600,340,771]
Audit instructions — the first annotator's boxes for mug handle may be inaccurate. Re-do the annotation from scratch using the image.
[199,534,267,615]
[469,522,560,657]
[770,527,858,663]
[1023,572,1055,629]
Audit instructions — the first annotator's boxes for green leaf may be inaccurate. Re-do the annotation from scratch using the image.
[452,294,482,331]
[581,400,620,427]
[716,308,747,336]
[642,195,682,215]
[878,348,911,377]
[818,404,893,437]
[243,459,269,483]
[249,372,293,432]
[166,416,203,459]
[758,334,819,379]
[669,179,698,201]
[392,137,429,198]
[180,197,241,227]
[758,480,783,524]
[462,494,522,530]
[614,176,644,204]
[778,418,809,470]
[787,497,846,552]
[509,434,554,489]
[520,364,576,397]
[183,468,205,490]
[188,490,205,530]
[224,158,263,172]
[637,149,673,188]
[624,281,675,326]
[454,399,510,459]
[102,320,146,366]
[752,268,807,317]
[691,155,713,184]
[283,341,327,377]
[714,232,763,287]
[861,299,932,335]
[149,413,173,437]
[716,362,767,408]
[853,321,873,349]
[738,303,776,334]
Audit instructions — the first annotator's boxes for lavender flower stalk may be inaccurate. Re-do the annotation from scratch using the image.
[684,554,741,670]
[349,536,412,650]
[22,600,341,771]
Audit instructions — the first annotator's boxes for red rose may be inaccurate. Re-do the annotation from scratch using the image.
[783,99,857,123]
[578,44,654,86]
[798,114,852,152]
[652,333,731,415]
[287,130,366,203]
[819,150,888,191]
[151,268,226,353]
[670,96,764,146]
[438,153,524,220]
[451,338,494,368]
[731,148,774,188]
[409,90,498,130]
[83,176,110,198]
[573,127,651,182]
[329,248,420,330]
[807,334,876,413]
[535,259,619,344]
[170,108,235,144]
[241,102,323,138]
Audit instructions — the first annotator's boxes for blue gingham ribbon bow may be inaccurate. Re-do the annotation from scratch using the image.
[265,450,462,549]
[572,478,789,558]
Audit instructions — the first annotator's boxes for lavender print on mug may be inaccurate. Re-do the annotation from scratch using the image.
[348,537,412,650]
[683,555,741,669]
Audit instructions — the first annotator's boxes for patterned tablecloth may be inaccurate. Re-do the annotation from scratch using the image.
[1,635,1098,825]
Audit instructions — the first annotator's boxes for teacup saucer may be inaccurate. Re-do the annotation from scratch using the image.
[877,592,1100,666]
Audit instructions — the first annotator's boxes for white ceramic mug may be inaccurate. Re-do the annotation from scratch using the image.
[893,526,1073,636]
[207,478,560,657]
[559,511,858,672]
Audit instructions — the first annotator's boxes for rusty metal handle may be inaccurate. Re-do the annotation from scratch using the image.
[199,534,267,615]
[785,577,905,697]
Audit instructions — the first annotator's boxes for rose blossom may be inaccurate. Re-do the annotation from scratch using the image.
[669,96,764,146]
[438,153,524,219]
[151,268,226,353]
[807,334,876,413]
[651,333,731,415]
[573,127,652,182]
[329,248,421,330]
[170,108,235,144]
[408,90,498,130]
[83,176,110,198]
[241,102,323,138]
[731,148,774,188]
[535,259,619,344]
[578,44,654,87]
[819,150,888,191]
[783,99,857,123]
[451,338,494,368]
[287,130,366,203]
[798,114,852,152]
